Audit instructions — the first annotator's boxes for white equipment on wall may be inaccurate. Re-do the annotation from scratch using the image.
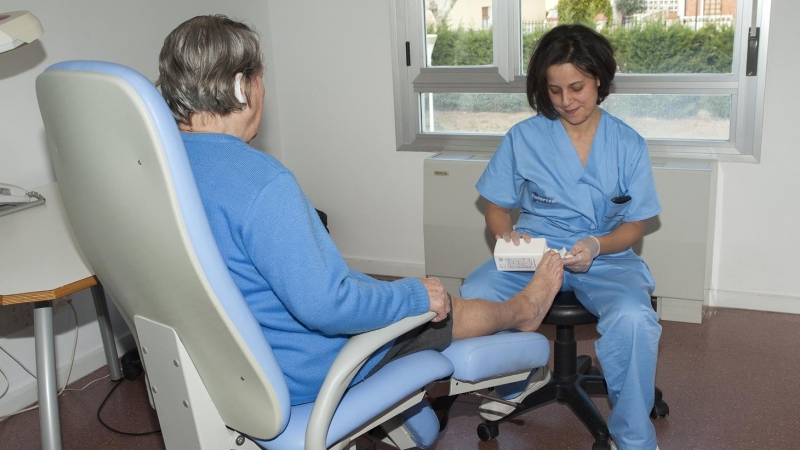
[423,153,718,324]
[0,11,43,54]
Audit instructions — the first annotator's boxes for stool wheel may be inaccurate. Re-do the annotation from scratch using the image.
[651,398,670,418]
[650,386,669,419]
[477,421,499,441]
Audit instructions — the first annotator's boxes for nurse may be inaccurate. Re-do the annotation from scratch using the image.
[461,24,662,450]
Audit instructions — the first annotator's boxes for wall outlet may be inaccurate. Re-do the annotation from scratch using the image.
[0,298,73,337]
[0,303,35,336]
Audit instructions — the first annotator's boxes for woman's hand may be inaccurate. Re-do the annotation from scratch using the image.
[496,230,532,246]
[563,236,600,272]
[420,277,451,322]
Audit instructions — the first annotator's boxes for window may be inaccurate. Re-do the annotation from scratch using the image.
[705,0,723,16]
[389,0,772,161]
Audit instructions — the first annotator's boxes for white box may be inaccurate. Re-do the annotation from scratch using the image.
[494,238,549,271]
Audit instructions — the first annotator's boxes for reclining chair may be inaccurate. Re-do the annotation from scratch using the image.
[36,60,551,450]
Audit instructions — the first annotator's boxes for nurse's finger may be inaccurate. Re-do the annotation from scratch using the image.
[563,253,585,268]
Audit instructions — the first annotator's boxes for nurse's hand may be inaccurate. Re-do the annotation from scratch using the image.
[564,236,600,273]
[497,230,532,246]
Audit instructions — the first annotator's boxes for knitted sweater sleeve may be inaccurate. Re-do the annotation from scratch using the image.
[242,172,430,335]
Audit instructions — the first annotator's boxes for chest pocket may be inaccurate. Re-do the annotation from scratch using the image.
[601,197,631,225]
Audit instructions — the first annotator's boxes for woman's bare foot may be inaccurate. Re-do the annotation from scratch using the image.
[511,250,564,332]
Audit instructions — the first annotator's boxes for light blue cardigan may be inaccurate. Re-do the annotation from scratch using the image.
[182,132,429,405]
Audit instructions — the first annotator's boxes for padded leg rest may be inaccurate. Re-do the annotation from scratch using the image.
[441,332,550,382]
[255,350,453,450]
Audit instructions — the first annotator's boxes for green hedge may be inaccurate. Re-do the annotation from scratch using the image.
[428,21,734,118]
[603,94,730,119]
[430,23,493,66]
[431,21,734,73]
[603,22,734,74]
[429,93,530,114]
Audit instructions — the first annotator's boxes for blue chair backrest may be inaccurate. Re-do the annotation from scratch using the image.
[36,61,291,438]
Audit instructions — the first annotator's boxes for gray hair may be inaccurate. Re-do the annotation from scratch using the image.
[156,15,264,125]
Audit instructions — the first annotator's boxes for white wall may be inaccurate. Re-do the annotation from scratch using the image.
[265,1,431,278]
[0,0,273,416]
[711,0,800,313]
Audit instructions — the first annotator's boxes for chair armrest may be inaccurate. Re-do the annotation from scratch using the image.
[305,311,436,449]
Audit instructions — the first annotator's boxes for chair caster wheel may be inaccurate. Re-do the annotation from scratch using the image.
[477,421,499,441]
[650,398,670,419]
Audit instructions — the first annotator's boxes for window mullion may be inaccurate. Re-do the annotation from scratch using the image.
[734,0,771,160]
[390,0,427,149]
[492,0,518,82]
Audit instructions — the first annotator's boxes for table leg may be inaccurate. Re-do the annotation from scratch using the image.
[90,284,123,381]
[34,301,62,450]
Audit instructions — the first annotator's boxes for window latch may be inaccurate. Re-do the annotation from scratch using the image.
[746,27,760,76]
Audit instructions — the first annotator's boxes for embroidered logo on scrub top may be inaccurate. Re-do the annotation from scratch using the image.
[531,192,556,204]
[604,211,625,220]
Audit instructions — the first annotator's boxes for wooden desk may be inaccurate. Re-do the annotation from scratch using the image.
[0,182,122,450]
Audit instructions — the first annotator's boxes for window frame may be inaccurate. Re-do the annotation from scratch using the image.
[389,0,772,162]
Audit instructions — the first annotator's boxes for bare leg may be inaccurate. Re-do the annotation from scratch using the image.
[451,251,563,339]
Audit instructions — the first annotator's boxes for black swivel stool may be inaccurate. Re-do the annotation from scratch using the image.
[477,291,669,450]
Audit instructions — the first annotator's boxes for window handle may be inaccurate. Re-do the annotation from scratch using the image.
[746,27,759,76]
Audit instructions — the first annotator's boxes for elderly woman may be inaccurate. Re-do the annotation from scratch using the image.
[156,15,564,407]
[462,24,662,450]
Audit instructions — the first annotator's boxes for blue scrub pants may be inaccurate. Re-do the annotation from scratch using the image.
[461,256,661,450]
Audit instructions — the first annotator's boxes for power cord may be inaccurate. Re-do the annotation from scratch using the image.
[0,364,9,400]
[1,301,159,437]
[96,379,161,436]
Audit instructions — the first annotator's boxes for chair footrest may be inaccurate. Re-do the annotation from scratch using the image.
[441,332,550,383]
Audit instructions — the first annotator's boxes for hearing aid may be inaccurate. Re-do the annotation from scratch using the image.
[234,72,245,103]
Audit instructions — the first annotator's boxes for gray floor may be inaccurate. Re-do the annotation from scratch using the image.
[2,307,799,450]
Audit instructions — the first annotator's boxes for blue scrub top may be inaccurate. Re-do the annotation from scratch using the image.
[477,110,661,252]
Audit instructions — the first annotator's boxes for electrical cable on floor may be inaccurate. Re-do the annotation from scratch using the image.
[63,373,110,392]
[0,364,9,400]
[96,379,161,436]
[0,299,80,422]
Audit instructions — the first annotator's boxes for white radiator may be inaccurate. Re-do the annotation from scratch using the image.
[423,153,717,324]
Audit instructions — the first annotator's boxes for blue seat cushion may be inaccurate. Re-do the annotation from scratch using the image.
[442,332,550,383]
[256,349,453,450]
